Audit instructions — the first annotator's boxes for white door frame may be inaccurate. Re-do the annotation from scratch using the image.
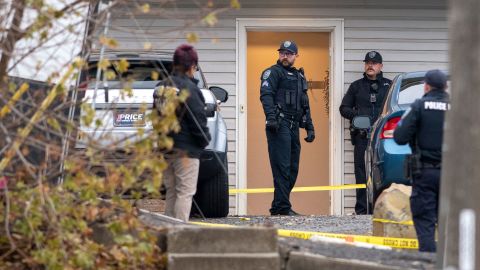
[236,18,345,215]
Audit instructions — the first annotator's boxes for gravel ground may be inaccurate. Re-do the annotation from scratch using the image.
[279,237,436,269]
[141,212,437,269]
[191,215,373,235]
[192,215,436,269]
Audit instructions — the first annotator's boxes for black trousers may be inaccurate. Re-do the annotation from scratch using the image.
[353,134,368,215]
[266,120,300,214]
[411,168,440,252]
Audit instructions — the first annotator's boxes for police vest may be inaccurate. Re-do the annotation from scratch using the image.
[273,65,308,117]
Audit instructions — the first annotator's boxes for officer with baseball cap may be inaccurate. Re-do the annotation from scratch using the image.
[339,51,392,214]
[260,40,315,215]
[394,69,449,252]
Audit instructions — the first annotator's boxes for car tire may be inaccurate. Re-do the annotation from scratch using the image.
[192,156,229,218]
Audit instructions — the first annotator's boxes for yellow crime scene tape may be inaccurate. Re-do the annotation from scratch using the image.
[373,218,414,226]
[191,221,418,250]
[229,184,366,194]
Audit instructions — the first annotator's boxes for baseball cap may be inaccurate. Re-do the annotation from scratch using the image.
[277,40,298,54]
[424,69,447,90]
[363,51,383,63]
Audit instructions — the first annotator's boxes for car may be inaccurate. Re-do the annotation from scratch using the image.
[74,52,230,218]
[364,70,449,209]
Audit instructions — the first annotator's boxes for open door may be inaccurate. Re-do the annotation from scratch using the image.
[246,32,331,215]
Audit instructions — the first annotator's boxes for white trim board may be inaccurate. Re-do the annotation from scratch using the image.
[236,18,345,215]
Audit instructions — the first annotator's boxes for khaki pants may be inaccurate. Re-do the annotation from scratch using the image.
[163,153,199,222]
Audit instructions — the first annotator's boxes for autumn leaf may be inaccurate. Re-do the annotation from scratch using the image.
[99,36,119,49]
[231,0,241,9]
[203,12,218,27]
[105,70,116,80]
[110,247,126,261]
[186,32,199,44]
[143,42,152,50]
[97,59,111,71]
[47,117,62,132]
[116,58,130,73]
[21,146,30,156]
[151,71,159,80]
[140,3,150,13]
[86,207,99,221]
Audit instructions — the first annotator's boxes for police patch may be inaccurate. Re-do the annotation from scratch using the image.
[369,51,377,58]
[284,41,291,48]
[262,81,269,87]
[262,70,271,80]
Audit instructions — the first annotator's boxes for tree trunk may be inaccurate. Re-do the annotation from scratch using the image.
[0,0,26,90]
[438,0,480,268]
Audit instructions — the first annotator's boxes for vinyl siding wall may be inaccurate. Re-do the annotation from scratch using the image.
[105,0,448,214]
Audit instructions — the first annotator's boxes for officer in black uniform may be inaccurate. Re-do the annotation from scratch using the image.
[393,69,449,252]
[339,51,392,214]
[260,40,315,216]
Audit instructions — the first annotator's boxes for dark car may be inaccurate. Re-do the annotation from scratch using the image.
[365,71,449,208]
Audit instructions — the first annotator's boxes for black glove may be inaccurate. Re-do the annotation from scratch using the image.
[266,119,279,132]
[304,129,315,143]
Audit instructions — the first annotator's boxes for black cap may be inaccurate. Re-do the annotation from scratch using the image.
[363,51,383,63]
[424,69,447,90]
[277,40,298,54]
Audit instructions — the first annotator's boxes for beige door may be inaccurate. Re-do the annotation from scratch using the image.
[246,32,330,215]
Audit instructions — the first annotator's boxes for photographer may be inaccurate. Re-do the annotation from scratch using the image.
[339,51,392,215]
[154,44,211,222]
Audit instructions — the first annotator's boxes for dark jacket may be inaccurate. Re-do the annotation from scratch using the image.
[156,74,211,158]
[393,89,450,164]
[259,60,314,131]
[339,72,392,122]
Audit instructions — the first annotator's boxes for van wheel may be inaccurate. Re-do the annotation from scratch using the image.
[192,157,229,218]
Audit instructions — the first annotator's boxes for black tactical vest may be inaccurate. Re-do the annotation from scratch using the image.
[273,65,308,118]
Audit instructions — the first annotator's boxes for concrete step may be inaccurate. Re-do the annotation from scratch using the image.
[166,225,278,253]
[168,252,280,270]
[286,251,401,270]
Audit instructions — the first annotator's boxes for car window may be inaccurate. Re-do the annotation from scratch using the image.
[193,70,205,88]
[398,78,451,106]
[87,60,172,82]
[86,59,206,89]
[398,82,424,105]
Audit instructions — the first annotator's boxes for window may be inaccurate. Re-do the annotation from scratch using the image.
[398,82,424,105]
[398,77,451,106]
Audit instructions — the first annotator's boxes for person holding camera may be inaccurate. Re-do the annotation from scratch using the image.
[393,70,449,252]
[153,44,211,222]
[339,51,392,215]
[260,40,315,216]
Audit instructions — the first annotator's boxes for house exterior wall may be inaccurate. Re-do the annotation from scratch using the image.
[106,0,448,214]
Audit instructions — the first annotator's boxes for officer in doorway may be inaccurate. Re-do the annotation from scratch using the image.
[260,40,315,216]
[393,69,449,252]
[339,51,392,214]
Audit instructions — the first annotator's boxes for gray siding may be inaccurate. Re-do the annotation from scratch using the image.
[106,0,448,214]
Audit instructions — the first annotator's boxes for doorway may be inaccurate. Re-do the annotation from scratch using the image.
[246,32,330,215]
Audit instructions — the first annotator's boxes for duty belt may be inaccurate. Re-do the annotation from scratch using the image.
[421,162,441,169]
[279,112,300,129]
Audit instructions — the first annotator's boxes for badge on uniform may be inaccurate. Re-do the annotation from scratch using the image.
[263,70,271,80]
[369,51,377,58]
[284,41,291,48]
[262,81,269,87]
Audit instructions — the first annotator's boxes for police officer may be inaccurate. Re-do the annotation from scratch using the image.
[339,51,392,215]
[260,40,315,216]
[393,70,449,252]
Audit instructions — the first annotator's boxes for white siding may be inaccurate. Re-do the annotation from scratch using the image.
[106,0,448,214]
